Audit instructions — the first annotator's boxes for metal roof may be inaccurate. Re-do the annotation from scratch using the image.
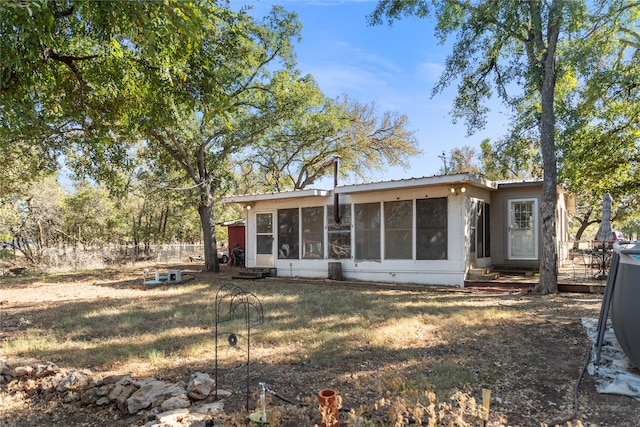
[221,173,502,203]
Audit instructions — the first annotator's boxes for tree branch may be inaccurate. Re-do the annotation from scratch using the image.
[41,46,99,90]
[48,0,74,18]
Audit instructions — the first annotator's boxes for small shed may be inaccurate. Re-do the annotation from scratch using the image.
[221,219,246,251]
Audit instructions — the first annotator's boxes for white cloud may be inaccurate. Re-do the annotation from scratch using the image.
[306,64,386,98]
[298,40,404,100]
[416,62,445,82]
[338,42,402,75]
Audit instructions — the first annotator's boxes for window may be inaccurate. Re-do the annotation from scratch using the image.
[355,203,381,260]
[384,200,412,259]
[416,198,447,260]
[327,204,351,259]
[513,201,533,230]
[256,213,273,255]
[302,207,324,259]
[470,200,490,258]
[477,201,490,258]
[277,209,299,259]
[470,200,477,254]
[484,203,491,257]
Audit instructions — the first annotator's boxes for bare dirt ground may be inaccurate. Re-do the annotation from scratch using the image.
[1,263,640,426]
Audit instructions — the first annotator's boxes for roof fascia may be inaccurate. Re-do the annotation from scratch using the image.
[336,173,497,194]
[222,189,329,204]
[495,179,543,188]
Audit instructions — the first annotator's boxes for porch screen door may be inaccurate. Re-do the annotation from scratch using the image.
[255,212,274,267]
[508,199,538,260]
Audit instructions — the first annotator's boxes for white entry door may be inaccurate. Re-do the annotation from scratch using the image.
[508,199,538,260]
[255,212,275,267]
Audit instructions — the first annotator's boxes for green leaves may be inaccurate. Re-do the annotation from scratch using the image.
[234,69,420,193]
[109,38,124,59]
[1,0,300,190]
[368,0,639,292]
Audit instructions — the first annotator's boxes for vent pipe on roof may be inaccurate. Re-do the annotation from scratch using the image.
[333,157,341,224]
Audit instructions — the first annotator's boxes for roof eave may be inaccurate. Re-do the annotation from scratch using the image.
[336,173,497,194]
[222,188,330,204]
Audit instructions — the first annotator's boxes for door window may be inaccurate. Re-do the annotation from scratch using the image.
[508,199,538,259]
[255,212,274,266]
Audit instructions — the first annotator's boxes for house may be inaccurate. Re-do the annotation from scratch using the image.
[222,173,573,287]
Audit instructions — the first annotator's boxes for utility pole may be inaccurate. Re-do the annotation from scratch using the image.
[438,151,448,174]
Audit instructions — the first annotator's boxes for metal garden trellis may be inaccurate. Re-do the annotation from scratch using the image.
[214,283,264,410]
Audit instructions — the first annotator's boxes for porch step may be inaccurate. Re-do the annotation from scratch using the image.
[466,268,500,281]
[232,268,276,280]
[558,283,606,294]
[491,265,539,276]
[497,270,537,276]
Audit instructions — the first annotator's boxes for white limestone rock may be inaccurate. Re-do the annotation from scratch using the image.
[186,372,215,400]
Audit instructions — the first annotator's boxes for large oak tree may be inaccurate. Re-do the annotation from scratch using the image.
[369,0,639,293]
[2,1,302,271]
[235,70,420,193]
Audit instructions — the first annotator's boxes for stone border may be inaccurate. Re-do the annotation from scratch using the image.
[1,357,231,427]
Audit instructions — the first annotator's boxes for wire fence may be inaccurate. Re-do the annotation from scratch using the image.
[36,244,205,272]
[558,240,595,266]
[1,240,610,275]
[38,241,589,270]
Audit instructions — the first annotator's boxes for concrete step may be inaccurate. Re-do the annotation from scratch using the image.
[232,273,265,280]
[232,268,276,280]
[467,268,500,280]
[491,265,538,276]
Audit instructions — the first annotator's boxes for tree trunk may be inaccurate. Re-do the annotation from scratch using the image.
[198,180,219,273]
[534,3,561,294]
[160,205,169,241]
[574,208,595,242]
[538,91,558,292]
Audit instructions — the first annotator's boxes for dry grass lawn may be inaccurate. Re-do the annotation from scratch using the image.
[1,263,639,426]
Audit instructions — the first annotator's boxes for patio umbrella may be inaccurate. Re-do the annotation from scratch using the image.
[596,192,613,245]
[594,192,613,279]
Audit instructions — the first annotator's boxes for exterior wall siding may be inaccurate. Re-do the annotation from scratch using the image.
[224,174,570,286]
[244,186,471,286]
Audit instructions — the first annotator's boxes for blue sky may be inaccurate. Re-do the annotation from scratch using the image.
[234,0,511,185]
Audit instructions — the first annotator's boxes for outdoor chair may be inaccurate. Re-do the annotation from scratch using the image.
[330,242,349,259]
[279,243,290,259]
[571,250,593,281]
